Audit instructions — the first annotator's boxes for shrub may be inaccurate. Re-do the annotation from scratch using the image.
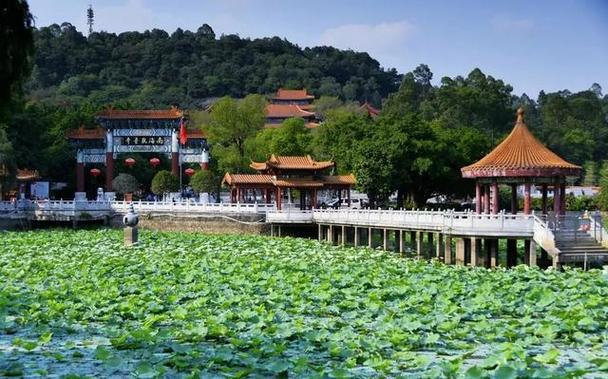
[112,173,139,195]
[151,170,179,195]
[189,170,217,193]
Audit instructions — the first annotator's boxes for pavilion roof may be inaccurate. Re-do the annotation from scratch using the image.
[360,102,380,117]
[250,155,334,171]
[271,88,315,101]
[266,104,315,119]
[67,127,105,140]
[16,169,40,181]
[263,122,320,129]
[461,108,582,178]
[96,108,183,120]
[222,173,355,188]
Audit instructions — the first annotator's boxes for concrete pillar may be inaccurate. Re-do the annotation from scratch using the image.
[523,183,531,215]
[416,231,422,258]
[552,254,560,269]
[507,239,517,267]
[528,240,537,267]
[444,236,452,264]
[455,238,465,265]
[427,232,434,257]
[328,225,333,244]
[270,224,274,237]
[368,227,372,248]
[354,227,359,247]
[278,225,281,237]
[399,230,404,254]
[524,240,531,265]
[470,237,478,266]
[490,239,498,268]
[383,229,388,250]
[341,225,346,246]
[435,233,442,258]
[318,224,322,242]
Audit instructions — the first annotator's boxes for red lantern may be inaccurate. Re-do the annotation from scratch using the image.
[185,168,196,177]
[90,168,101,177]
[125,158,136,168]
[149,157,160,168]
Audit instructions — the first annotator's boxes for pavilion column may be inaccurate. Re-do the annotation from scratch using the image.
[553,182,561,215]
[560,182,566,216]
[76,150,85,193]
[276,187,282,210]
[510,184,518,214]
[541,184,548,214]
[484,185,490,214]
[171,129,179,177]
[491,181,499,214]
[105,131,114,192]
[523,183,531,215]
[475,181,482,214]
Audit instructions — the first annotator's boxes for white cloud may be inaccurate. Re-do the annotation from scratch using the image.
[94,0,155,33]
[318,21,416,55]
[491,14,534,32]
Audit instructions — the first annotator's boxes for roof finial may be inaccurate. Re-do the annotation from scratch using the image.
[516,107,525,124]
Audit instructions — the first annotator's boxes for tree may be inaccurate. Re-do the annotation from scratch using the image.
[190,170,217,194]
[250,118,312,158]
[597,162,608,211]
[112,173,139,195]
[0,125,15,200]
[0,0,35,105]
[205,95,266,173]
[87,5,94,35]
[151,170,179,195]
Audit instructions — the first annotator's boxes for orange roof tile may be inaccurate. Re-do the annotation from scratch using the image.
[461,108,582,178]
[320,174,356,185]
[271,177,324,188]
[96,108,183,120]
[263,122,320,129]
[272,88,314,101]
[16,169,40,181]
[250,155,334,171]
[187,129,207,139]
[67,127,105,140]
[266,104,315,118]
[222,173,274,186]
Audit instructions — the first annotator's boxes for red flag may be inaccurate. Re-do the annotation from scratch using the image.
[179,118,187,145]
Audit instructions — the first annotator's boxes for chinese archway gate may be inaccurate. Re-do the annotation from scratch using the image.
[68,107,209,196]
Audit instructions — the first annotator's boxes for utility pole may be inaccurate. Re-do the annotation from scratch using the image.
[87,4,94,35]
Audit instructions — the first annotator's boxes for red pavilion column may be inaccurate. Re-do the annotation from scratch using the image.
[475,181,481,214]
[76,163,85,192]
[541,184,548,214]
[523,183,531,215]
[491,181,499,214]
[484,184,490,214]
[560,182,566,215]
[105,131,114,192]
[510,184,518,214]
[171,129,179,177]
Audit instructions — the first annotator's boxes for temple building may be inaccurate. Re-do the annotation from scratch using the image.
[222,155,355,210]
[265,88,319,129]
[68,108,209,196]
[360,102,380,118]
[462,107,582,216]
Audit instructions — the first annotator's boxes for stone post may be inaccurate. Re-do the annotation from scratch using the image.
[105,131,114,192]
[455,238,465,265]
[444,236,452,264]
[529,239,537,267]
[470,237,478,266]
[354,226,359,247]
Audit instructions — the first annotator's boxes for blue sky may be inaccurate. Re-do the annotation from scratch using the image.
[28,0,608,97]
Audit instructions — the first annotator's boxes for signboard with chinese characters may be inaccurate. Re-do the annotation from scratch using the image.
[121,136,166,146]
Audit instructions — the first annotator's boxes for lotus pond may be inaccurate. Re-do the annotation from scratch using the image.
[1,229,608,378]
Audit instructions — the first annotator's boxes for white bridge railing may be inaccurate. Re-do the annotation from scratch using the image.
[268,208,536,237]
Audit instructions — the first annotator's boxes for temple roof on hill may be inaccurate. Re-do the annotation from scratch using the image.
[96,108,183,120]
[250,155,334,171]
[16,169,40,181]
[360,102,380,117]
[266,104,315,118]
[461,108,582,178]
[271,88,315,101]
[67,127,106,140]
[264,122,319,129]
[222,173,355,188]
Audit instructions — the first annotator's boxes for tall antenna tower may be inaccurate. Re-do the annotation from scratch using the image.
[87,4,94,35]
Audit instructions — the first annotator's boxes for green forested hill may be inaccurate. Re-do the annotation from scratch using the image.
[26,23,400,107]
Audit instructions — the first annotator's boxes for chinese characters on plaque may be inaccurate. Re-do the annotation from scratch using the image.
[122,136,165,145]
